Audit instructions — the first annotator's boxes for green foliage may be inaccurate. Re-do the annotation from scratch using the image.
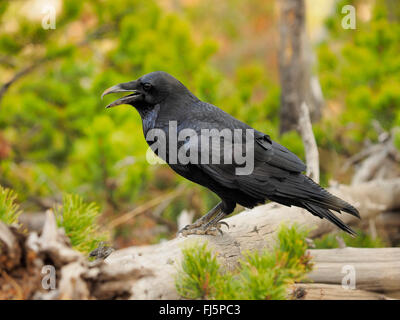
[175,224,313,300]
[394,129,400,152]
[0,186,21,225]
[55,194,109,253]
[317,1,400,153]
[175,242,221,299]
[1,0,397,247]
[0,0,285,223]
[314,229,386,249]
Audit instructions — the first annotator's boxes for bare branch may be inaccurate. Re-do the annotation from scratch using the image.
[298,102,320,183]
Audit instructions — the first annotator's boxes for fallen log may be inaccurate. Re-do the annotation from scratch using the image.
[0,211,150,300]
[2,179,400,299]
[107,245,400,299]
[4,214,399,300]
[342,126,400,184]
[289,283,393,300]
[307,247,400,294]
[105,178,400,299]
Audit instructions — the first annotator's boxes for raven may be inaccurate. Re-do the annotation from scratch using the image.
[102,71,360,236]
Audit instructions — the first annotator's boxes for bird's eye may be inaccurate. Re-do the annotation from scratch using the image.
[143,83,152,91]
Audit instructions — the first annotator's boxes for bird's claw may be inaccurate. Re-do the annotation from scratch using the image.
[218,221,229,229]
[180,227,219,237]
[177,222,201,235]
[214,221,229,235]
[178,221,229,237]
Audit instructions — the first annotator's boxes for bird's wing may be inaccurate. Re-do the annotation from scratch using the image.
[185,102,306,174]
[176,102,306,198]
[187,129,306,199]
[252,130,306,173]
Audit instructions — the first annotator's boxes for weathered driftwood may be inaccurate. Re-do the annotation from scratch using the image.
[342,127,400,185]
[0,211,150,300]
[289,283,393,300]
[1,179,400,299]
[106,246,400,300]
[307,247,400,294]
[0,222,21,271]
[105,178,400,299]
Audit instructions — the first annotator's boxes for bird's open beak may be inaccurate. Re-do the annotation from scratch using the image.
[101,80,142,108]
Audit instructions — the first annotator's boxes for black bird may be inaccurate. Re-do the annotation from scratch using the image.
[102,71,360,236]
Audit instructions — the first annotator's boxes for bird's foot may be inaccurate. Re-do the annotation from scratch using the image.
[177,221,203,235]
[180,227,219,236]
[178,221,229,237]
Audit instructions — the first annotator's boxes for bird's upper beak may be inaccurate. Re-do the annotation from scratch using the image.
[101,80,142,108]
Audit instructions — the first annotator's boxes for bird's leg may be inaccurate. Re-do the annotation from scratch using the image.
[178,203,222,235]
[200,211,229,235]
[179,204,229,237]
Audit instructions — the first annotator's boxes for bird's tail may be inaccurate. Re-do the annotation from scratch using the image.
[301,201,357,236]
[273,175,360,236]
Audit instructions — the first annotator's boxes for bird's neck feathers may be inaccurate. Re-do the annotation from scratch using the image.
[134,103,161,135]
[135,88,200,135]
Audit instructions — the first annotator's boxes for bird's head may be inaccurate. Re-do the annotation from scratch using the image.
[101,71,189,108]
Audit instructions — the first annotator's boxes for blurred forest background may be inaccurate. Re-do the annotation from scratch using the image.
[0,0,400,250]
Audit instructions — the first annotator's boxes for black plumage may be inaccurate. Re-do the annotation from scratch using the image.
[102,71,360,236]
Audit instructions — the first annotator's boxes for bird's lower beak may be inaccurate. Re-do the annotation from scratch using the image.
[101,81,142,108]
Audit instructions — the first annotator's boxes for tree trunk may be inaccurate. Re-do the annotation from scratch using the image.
[278,0,323,134]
